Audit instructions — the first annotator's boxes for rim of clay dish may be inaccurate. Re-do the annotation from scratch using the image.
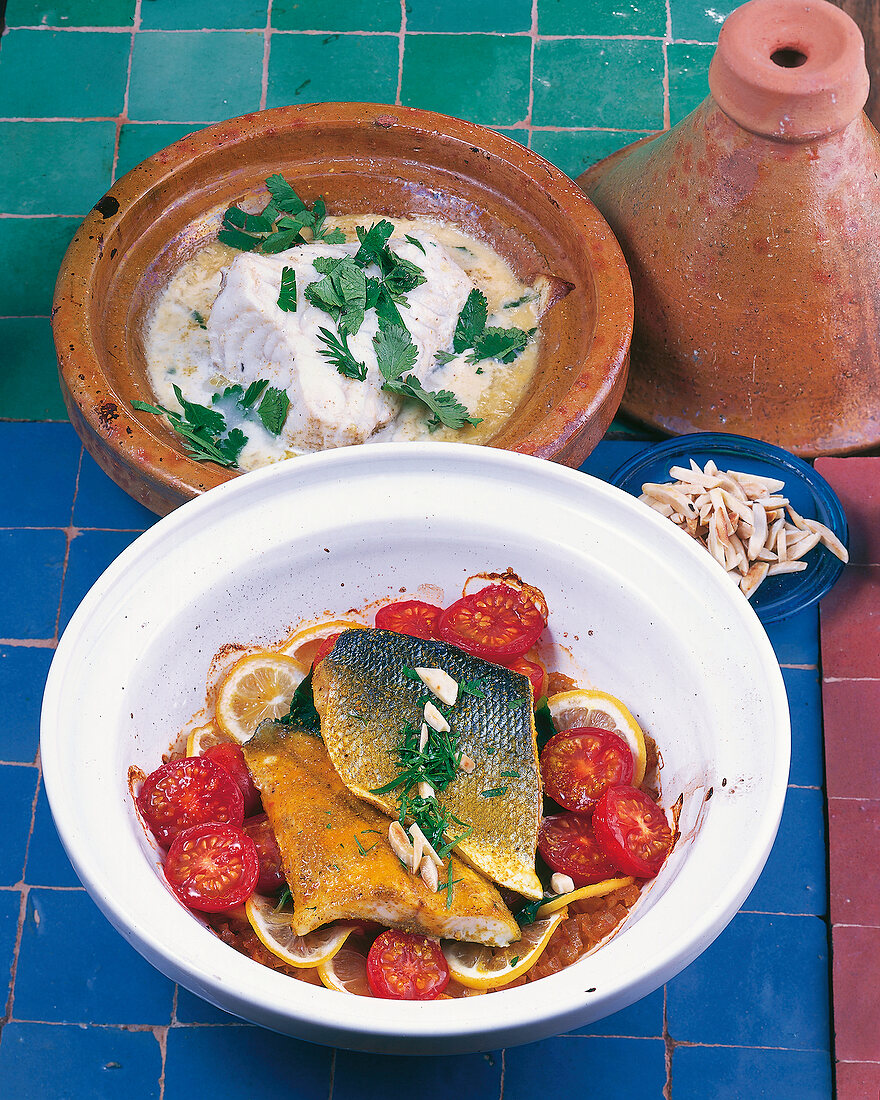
[53,102,633,515]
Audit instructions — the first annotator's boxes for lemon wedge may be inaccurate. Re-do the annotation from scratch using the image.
[279,619,366,673]
[441,909,567,990]
[317,947,373,996]
[245,894,357,968]
[185,721,232,757]
[535,876,634,918]
[215,651,304,743]
[547,688,647,786]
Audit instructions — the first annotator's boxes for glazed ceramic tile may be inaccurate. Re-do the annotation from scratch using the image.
[24,786,82,889]
[407,0,531,33]
[538,0,666,36]
[0,320,69,420]
[163,1027,333,1098]
[0,122,114,214]
[669,0,735,42]
[14,889,175,1024]
[822,679,880,799]
[815,456,880,566]
[57,530,141,633]
[139,0,269,30]
[531,129,652,180]
[128,31,264,121]
[503,1037,667,1097]
[828,798,880,926]
[72,451,158,530]
[532,39,665,129]
[0,895,20,1009]
[0,646,53,763]
[0,218,78,318]
[273,0,400,32]
[0,529,66,639]
[0,765,38,885]
[672,1046,832,1100]
[116,123,201,177]
[333,1048,504,1100]
[573,986,664,1037]
[832,925,880,1061]
[267,33,399,110]
[820,566,880,679]
[4,0,136,26]
[782,668,822,788]
[0,423,80,527]
[0,1023,162,1100]
[743,787,827,917]
[666,42,713,124]
[400,33,531,126]
[0,30,129,118]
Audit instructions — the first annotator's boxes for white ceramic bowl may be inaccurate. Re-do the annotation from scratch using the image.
[41,444,790,1055]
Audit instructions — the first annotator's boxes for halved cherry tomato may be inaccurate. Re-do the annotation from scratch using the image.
[312,632,341,666]
[137,757,244,848]
[243,814,286,895]
[164,822,259,912]
[374,600,441,640]
[537,812,622,887]
[540,726,634,812]
[202,742,262,817]
[593,785,673,879]
[437,584,545,660]
[366,929,450,999]
[504,655,547,704]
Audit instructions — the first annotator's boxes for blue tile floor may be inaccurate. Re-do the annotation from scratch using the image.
[0,423,833,1098]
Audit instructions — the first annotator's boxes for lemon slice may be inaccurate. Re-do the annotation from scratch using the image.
[441,909,567,990]
[536,876,634,918]
[215,651,304,743]
[185,721,233,757]
[317,947,373,996]
[245,894,357,968]
[279,619,366,673]
[547,689,647,786]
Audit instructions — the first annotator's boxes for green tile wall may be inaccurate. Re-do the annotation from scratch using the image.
[0,0,728,420]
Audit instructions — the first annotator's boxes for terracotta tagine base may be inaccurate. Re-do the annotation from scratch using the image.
[579,0,880,457]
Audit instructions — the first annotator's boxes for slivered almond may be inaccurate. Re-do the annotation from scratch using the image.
[418,722,429,752]
[419,855,439,892]
[409,823,444,869]
[423,701,450,733]
[459,754,475,774]
[418,780,435,799]
[768,561,808,575]
[740,561,770,598]
[550,872,575,895]
[388,821,414,868]
[414,666,459,706]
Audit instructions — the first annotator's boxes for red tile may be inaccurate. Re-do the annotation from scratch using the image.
[823,680,880,799]
[820,566,880,678]
[829,798,880,925]
[815,457,880,566]
[835,1060,880,1100]
[832,925,880,1061]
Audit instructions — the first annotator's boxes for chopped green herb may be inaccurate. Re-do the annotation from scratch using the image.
[353,220,395,266]
[504,292,534,309]
[349,711,367,723]
[507,697,526,711]
[257,386,291,436]
[383,372,482,431]
[374,324,418,382]
[401,665,422,682]
[438,874,462,910]
[509,956,520,967]
[219,174,343,252]
[453,288,488,353]
[459,678,486,699]
[480,786,508,798]
[404,233,426,253]
[277,265,297,312]
[498,771,521,779]
[515,896,550,927]
[239,378,269,409]
[534,696,557,752]
[354,834,378,856]
[131,385,246,468]
[475,367,484,375]
[304,257,367,335]
[486,745,497,755]
[316,326,368,381]
[275,886,292,910]
[191,310,207,329]
[434,349,457,365]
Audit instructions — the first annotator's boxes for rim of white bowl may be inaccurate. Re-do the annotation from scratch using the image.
[40,443,790,1054]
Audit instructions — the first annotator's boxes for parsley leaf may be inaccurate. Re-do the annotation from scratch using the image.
[373,324,418,382]
[383,373,481,431]
[453,288,488,353]
[277,265,297,312]
[317,326,368,380]
[405,233,426,254]
[434,349,457,365]
[132,387,242,468]
[240,378,269,409]
[220,174,343,252]
[353,220,395,266]
[470,325,533,364]
[304,257,367,335]
[257,386,290,435]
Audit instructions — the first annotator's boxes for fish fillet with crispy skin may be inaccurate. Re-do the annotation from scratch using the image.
[311,628,544,899]
[242,721,521,947]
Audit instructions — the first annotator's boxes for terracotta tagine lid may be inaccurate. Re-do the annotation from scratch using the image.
[579,0,880,456]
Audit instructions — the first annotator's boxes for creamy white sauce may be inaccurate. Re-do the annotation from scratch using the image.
[144,217,543,470]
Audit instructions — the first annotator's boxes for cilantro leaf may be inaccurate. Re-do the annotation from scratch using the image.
[434,349,457,365]
[382,373,481,431]
[321,228,346,244]
[383,255,427,300]
[277,265,297,312]
[404,233,426,254]
[257,387,290,436]
[215,427,248,466]
[453,288,488,353]
[265,173,307,215]
[240,378,269,409]
[172,384,225,435]
[304,257,367,335]
[534,697,557,752]
[470,325,533,364]
[317,326,368,381]
[373,324,418,383]
[217,225,261,251]
[353,220,395,267]
[131,393,243,468]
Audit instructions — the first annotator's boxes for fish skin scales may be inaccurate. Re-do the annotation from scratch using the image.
[242,721,520,946]
[311,628,544,900]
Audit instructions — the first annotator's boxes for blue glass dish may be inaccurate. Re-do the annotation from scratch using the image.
[609,433,849,624]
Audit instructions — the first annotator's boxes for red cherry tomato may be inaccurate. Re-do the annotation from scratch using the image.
[437,584,545,660]
[202,743,262,817]
[137,757,244,848]
[504,655,547,704]
[164,822,259,912]
[537,812,622,887]
[374,600,441,640]
[366,929,450,1000]
[540,726,634,812]
[593,785,673,879]
[243,814,286,895]
[312,632,341,666]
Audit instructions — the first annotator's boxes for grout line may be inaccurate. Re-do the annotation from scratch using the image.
[662,984,673,1098]
[111,0,140,184]
[662,0,672,131]
[259,0,272,111]
[524,0,538,142]
[394,0,405,106]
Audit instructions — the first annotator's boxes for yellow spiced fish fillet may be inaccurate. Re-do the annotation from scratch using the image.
[311,628,544,899]
[242,722,521,947]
